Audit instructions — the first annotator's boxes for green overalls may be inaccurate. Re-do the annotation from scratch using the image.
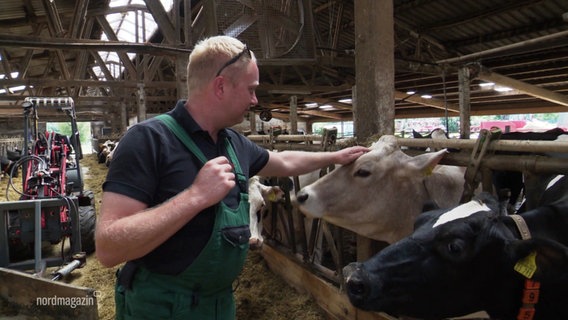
[115,114,250,319]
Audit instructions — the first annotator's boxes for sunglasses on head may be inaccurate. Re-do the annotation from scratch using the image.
[215,46,251,77]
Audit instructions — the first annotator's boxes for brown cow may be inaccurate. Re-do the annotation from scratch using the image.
[295,135,466,244]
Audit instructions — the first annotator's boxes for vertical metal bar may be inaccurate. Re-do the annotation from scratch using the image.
[34,201,42,273]
[0,210,9,267]
[293,175,309,260]
[22,100,32,185]
[70,198,81,254]
[284,196,296,254]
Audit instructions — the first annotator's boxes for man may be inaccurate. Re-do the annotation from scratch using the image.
[95,35,368,319]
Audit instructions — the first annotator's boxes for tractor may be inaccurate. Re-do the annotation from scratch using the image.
[0,97,96,275]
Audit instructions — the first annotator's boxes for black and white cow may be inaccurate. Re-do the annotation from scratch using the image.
[1,149,21,178]
[493,128,567,210]
[1,156,15,177]
[412,128,449,140]
[97,140,118,164]
[343,175,568,320]
[248,176,285,249]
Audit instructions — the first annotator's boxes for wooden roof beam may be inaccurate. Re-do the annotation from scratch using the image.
[298,109,344,120]
[144,0,176,44]
[40,0,73,96]
[0,34,192,55]
[72,15,96,99]
[68,0,89,39]
[258,83,352,95]
[261,101,346,121]
[437,30,568,65]
[394,90,459,113]
[474,65,568,107]
[0,49,14,78]
[95,16,140,79]
[0,78,177,88]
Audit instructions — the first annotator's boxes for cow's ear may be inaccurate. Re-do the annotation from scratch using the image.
[414,208,444,230]
[408,148,448,175]
[508,238,568,280]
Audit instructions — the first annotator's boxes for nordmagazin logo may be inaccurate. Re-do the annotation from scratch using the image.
[36,294,96,309]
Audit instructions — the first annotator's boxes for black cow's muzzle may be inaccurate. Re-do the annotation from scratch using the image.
[343,262,372,307]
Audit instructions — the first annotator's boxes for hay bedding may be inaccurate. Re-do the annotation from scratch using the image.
[1,154,326,320]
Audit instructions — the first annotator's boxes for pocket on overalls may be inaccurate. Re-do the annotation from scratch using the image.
[221,225,251,248]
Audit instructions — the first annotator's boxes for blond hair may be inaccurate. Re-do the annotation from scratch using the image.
[186,35,255,96]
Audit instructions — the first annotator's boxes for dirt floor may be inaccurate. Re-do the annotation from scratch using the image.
[0,153,327,320]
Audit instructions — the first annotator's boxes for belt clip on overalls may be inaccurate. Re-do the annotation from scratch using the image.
[115,114,250,320]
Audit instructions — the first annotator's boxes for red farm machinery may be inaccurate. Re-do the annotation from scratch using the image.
[0,97,95,278]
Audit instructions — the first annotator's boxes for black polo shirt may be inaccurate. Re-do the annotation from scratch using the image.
[103,100,269,274]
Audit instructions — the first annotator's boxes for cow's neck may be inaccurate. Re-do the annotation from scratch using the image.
[498,208,568,320]
[518,205,568,245]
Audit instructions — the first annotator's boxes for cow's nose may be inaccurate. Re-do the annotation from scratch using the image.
[344,263,370,300]
[296,190,308,203]
[347,276,368,297]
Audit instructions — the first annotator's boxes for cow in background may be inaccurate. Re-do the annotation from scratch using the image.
[411,128,460,153]
[295,135,466,244]
[250,171,324,261]
[97,140,117,164]
[104,141,119,167]
[1,156,15,178]
[248,176,285,249]
[343,175,568,320]
[1,149,21,179]
[412,128,449,140]
[492,128,567,211]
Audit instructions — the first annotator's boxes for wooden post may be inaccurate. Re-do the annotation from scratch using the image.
[249,111,257,133]
[354,0,394,261]
[459,66,471,139]
[290,95,298,134]
[354,0,395,143]
[120,100,128,132]
[176,55,189,99]
[137,83,146,122]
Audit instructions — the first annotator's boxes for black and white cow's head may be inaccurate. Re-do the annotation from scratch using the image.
[343,188,568,320]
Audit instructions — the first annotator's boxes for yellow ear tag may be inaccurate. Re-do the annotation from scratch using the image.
[423,166,434,176]
[514,251,537,279]
[267,190,278,202]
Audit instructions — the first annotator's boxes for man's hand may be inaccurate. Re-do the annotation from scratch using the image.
[191,156,236,207]
[335,146,370,165]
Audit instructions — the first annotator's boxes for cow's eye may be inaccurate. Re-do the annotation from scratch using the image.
[447,240,463,256]
[354,168,371,177]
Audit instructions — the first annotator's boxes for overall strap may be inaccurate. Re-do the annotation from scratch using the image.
[156,114,208,164]
[156,114,247,192]
[225,137,247,192]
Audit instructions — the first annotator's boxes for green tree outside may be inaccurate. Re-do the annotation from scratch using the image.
[46,122,93,154]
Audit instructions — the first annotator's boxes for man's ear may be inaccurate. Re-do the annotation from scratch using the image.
[507,238,568,280]
[213,76,225,98]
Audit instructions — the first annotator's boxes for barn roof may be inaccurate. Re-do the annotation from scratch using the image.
[0,0,567,124]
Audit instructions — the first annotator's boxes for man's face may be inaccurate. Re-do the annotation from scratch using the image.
[226,60,259,123]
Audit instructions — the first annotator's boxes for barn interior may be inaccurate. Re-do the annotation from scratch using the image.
[0,0,566,132]
[1,1,568,319]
